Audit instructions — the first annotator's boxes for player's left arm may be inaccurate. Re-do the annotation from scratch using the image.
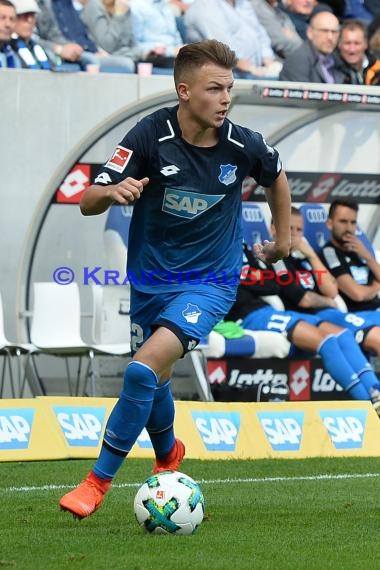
[260,170,291,264]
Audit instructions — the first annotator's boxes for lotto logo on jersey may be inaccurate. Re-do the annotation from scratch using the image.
[319,410,367,449]
[191,411,240,451]
[162,188,224,219]
[106,145,133,173]
[0,408,34,449]
[53,406,106,447]
[257,411,304,451]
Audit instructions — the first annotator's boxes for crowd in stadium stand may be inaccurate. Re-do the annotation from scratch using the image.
[1,0,379,83]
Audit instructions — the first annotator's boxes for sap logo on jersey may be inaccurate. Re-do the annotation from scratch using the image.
[192,411,240,451]
[136,427,153,449]
[0,408,34,449]
[53,406,106,447]
[319,410,367,449]
[257,411,304,451]
[162,188,224,219]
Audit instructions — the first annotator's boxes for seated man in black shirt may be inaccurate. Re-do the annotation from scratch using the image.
[225,242,380,412]
[272,205,380,361]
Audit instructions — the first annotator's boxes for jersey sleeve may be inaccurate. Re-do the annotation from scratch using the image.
[320,245,350,278]
[93,118,152,186]
[247,131,282,187]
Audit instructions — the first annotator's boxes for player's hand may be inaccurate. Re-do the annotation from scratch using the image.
[291,236,315,259]
[108,177,149,205]
[342,233,371,260]
[253,241,289,264]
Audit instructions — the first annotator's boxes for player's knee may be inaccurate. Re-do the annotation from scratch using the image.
[121,361,158,399]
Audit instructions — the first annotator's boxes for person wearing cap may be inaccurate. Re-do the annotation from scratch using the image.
[10,0,52,69]
[0,0,21,67]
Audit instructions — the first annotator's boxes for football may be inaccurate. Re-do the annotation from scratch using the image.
[133,471,205,535]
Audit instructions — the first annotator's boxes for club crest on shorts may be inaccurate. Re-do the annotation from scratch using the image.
[218,164,237,186]
[182,303,202,324]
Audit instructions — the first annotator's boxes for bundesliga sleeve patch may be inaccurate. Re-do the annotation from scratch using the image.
[105,145,133,173]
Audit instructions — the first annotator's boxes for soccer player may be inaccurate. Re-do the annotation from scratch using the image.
[227,243,380,410]
[321,199,380,318]
[276,205,380,361]
[59,39,292,519]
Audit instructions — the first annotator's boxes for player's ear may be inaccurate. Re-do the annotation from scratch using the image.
[326,217,333,231]
[177,82,190,101]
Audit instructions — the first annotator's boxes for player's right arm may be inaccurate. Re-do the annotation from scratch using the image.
[80,177,149,216]
[334,273,380,303]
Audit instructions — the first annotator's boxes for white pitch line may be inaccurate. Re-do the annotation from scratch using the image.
[1,472,380,493]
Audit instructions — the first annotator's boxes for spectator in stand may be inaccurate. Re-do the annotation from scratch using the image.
[368,14,380,47]
[35,0,84,70]
[185,0,282,79]
[0,0,20,67]
[344,0,374,22]
[369,28,380,56]
[35,0,135,72]
[336,19,379,84]
[279,10,346,82]
[366,0,380,19]
[280,0,317,40]
[250,0,302,60]
[130,0,184,75]
[10,0,52,69]
[168,0,194,42]
[80,0,138,70]
[314,0,346,19]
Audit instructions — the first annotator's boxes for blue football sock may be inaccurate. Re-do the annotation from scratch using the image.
[93,361,158,479]
[318,335,370,400]
[336,329,379,393]
[146,380,175,457]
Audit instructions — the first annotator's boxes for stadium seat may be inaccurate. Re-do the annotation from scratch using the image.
[0,291,37,397]
[30,282,95,396]
[299,203,376,257]
[241,202,271,247]
[299,204,330,252]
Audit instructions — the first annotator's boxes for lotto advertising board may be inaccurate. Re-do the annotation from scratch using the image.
[207,357,346,402]
[54,164,380,205]
[0,397,379,461]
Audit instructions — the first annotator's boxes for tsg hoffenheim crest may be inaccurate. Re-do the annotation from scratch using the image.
[218,164,237,186]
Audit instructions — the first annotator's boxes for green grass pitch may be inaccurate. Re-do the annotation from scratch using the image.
[1,457,379,569]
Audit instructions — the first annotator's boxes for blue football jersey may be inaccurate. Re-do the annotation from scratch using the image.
[94,105,282,293]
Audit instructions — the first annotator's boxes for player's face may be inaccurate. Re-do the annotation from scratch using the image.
[327,205,357,245]
[290,213,304,242]
[182,63,234,129]
[0,5,16,42]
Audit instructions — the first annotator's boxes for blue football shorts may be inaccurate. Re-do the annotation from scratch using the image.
[316,307,380,333]
[242,305,321,335]
[130,285,237,355]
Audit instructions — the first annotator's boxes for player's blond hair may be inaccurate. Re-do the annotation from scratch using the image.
[174,40,237,87]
